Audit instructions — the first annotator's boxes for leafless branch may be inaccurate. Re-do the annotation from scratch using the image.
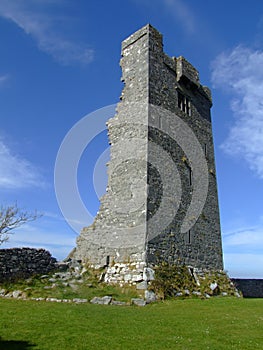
[0,203,42,245]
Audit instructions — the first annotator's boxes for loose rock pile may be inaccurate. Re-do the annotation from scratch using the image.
[0,258,242,306]
[0,259,153,306]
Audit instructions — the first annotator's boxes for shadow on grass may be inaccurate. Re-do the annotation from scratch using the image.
[0,338,36,349]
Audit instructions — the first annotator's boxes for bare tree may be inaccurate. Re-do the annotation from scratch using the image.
[0,204,41,245]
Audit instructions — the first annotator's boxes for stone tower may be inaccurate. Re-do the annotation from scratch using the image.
[74,24,223,271]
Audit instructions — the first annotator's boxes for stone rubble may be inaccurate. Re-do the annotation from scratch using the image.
[0,259,242,306]
[131,298,146,307]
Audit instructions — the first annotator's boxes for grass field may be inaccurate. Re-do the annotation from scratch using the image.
[0,298,262,349]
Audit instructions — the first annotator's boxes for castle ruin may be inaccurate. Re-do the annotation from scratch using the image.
[74,24,223,275]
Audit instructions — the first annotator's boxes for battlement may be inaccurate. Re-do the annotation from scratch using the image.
[175,56,200,86]
[121,24,162,52]
[121,24,211,107]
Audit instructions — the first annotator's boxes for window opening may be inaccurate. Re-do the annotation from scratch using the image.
[188,230,191,244]
[178,91,191,116]
[204,143,207,157]
[189,167,192,186]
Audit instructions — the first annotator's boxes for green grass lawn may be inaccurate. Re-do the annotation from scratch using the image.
[0,298,262,349]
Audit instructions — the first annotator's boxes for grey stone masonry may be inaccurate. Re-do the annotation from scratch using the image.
[231,279,263,298]
[0,248,57,282]
[74,24,223,271]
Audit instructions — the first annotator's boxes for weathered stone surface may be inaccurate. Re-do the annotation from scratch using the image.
[124,274,132,282]
[132,274,143,282]
[145,290,156,303]
[136,281,148,290]
[90,296,112,305]
[0,289,6,296]
[143,268,155,281]
[210,282,218,291]
[73,298,88,304]
[131,298,146,307]
[73,24,223,273]
[46,297,59,302]
[12,290,23,299]
[231,279,263,298]
[192,291,202,296]
[111,300,127,306]
[0,248,57,282]
[48,278,57,283]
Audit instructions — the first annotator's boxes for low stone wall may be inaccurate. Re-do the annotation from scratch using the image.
[0,248,57,282]
[231,279,263,298]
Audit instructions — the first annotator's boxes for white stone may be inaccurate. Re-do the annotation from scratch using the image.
[131,298,146,307]
[136,281,148,290]
[12,290,22,298]
[145,290,156,303]
[0,289,6,296]
[132,274,143,282]
[210,282,218,291]
[143,268,155,281]
[90,296,111,305]
[73,298,88,303]
[107,267,116,274]
[124,274,132,282]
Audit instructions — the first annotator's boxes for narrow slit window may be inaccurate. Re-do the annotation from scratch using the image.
[188,230,191,244]
[189,167,192,186]
[204,143,207,157]
[178,91,191,116]
[178,91,184,110]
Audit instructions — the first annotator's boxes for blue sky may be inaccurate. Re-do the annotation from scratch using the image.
[0,0,263,278]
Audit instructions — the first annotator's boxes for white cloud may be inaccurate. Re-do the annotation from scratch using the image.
[0,0,94,66]
[132,0,196,35]
[222,225,263,277]
[211,46,263,178]
[223,226,263,249]
[163,0,196,34]
[2,220,76,260]
[0,138,45,189]
[0,74,9,86]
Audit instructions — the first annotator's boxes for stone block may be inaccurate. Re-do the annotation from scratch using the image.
[73,298,88,304]
[124,274,132,282]
[90,296,112,305]
[136,281,148,290]
[132,274,143,282]
[111,300,127,306]
[143,267,155,281]
[145,290,156,303]
[131,298,146,307]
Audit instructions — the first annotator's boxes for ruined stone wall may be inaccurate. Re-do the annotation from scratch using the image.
[74,24,223,271]
[75,26,150,265]
[146,25,223,270]
[0,248,57,282]
[232,279,263,298]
